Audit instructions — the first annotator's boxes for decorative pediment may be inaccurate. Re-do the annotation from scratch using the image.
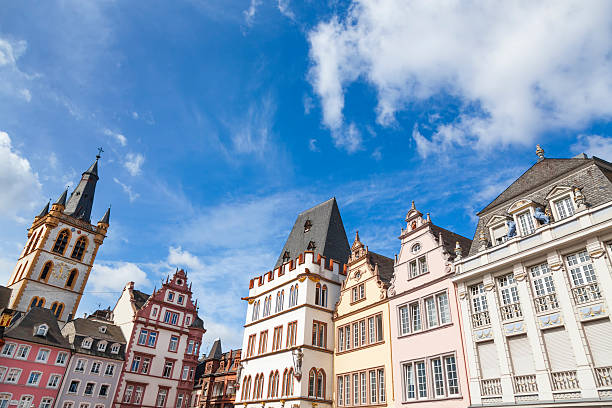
[545,185,573,200]
[486,214,511,227]
[507,199,536,214]
[405,200,423,222]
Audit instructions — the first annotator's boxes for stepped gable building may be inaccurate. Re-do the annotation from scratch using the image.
[387,203,471,407]
[333,231,395,408]
[112,269,206,408]
[453,147,612,406]
[192,339,241,408]
[235,198,350,408]
[0,307,72,408]
[56,315,127,408]
[6,153,110,322]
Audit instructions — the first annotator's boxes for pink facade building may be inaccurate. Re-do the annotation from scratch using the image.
[387,203,471,407]
[0,307,72,408]
[111,269,206,408]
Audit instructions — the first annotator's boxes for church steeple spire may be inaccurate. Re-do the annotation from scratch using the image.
[64,154,100,223]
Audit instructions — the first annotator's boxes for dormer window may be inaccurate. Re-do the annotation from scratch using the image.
[82,338,93,349]
[307,241,316,250]
[554,196,575,220]
[110,343,120,354]
[304,220,312,232]
[99,326,107,334]
[97,341,107,352]
[516,211,536,236]
[507,199,541,237]
[35,324,49,337]
[282,251,290,262]
[546,185,581,221]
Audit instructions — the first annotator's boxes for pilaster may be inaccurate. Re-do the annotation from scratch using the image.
[586,238,612,303]
[457,282,482,404]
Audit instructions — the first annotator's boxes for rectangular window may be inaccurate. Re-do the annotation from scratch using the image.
[187,340,194,354]
[131,356,141,372]
[360,320,366,346]
[402,363,414,400]
[517,211,535,235]
[555,196,575,220]
[138,329,148,345]
[91,361,101,374]
[445,356,459,395]
[418,257,428,275]
[134,386,143,404]
[68,380,80,394]
[75,359,86,372]
[147,331,158,347]
[40,398,53,408]
[169,335,179,351]
[338,327,344,352]
[312,321,327,347]
[84,382,95,396]
[27,371,42,385]
[345,325,351,350]
[182,366,189,380]
[15,345,30,359]
[410,260,418,278]
[399,305,410,335]
[141,358,150,374]
[47,374,61,388]
[353,373,359,406]
[359,284,365,299]
[437,292,451,324]
[36,348,50,362]
[345,375,351,406]
[410,302,421,332]
[432,358,444,397]
[104,363,115,376]
[162,361,174,378]
[99,384,109,397]
[5,368,21,384]
[370,370,377,403]
[368,317,375,343]
[361,372,367,404]
[566,250,600,304]
[375,314,383,342]
[0,343,15,357]
[338,376,344,406]
[353,323,359,348]
[378,369,385,403]
[425,297,438,328]
[56,351,68,365]
[416,362,427,398]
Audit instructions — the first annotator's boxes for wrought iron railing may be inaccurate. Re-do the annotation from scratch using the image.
[499,302,523,321]
[481,378,502,396]
[551,371,579,391]
[513,375,538,394]
[572,283,602,304]
[533,293,559,313]
[595,366,612,387]
[472,311,491,328]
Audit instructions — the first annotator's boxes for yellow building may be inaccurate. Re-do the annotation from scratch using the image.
[333,232,395,408]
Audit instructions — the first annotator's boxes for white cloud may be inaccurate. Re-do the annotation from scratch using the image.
[308,138,319,152]
[113,177,140,202]
[0,37,38,102]
[168,246,205,274]
[0,131,42,218]
[277,0,295,20]
[19,89,31,102]
[371,147,382,161]
[243,0,261,26]
[303,94,314,115]
[571,134,612,162]
[333,122,363,153]
[89,261,150,294]
[230,95,275,157]
[124,152,144,176]
[132,111,139,119]
[308,1,612,155]
[103,128,127,146]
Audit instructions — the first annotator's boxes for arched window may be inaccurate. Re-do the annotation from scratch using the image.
[29,296,45,309]
[30,231,41,253]
[289,286,294,307]
[242,376,252,401]
[51,302,65,319]
[66,269,78,289]
[252,300,260,321]
[286,368,294,396]
[71,236,87,261]
[271,371,279,397]
[276,290,284,313]
[289,284,299,307]
[308,369,316,397]
[39,261,52,282]
[52,229,70,254]
[321,285,328,307]
[315,283,321,305]
[18,261,29,281]
[316,369,325,398]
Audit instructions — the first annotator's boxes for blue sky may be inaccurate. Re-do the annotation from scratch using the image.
[1,0,611,352]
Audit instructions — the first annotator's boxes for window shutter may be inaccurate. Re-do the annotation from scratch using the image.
[508,335,535,375]
[477,341,500,379]
[543,327,575,371]
[583,318,612,367]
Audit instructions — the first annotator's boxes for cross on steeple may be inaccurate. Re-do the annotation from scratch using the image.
[96,147,104,159]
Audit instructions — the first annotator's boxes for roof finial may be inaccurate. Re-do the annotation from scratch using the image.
[96,147,104,160]
[355,230,360,242]
[411,200,416,210]
[536,144,545,161]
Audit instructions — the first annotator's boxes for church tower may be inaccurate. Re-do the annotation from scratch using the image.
[6,153,110,322]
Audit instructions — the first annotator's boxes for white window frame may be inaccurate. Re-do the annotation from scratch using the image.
[5,368,21,384]
[47,374,61,389]
[35,348,50,363]
[0,343,16,358]
[15,344,30,360]
[26,370,42,386]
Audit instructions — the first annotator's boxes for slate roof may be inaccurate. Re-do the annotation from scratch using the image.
[0,286,11,309]
[62,317,126,360]
[275,198,350,268]
[190,315,205,330]
[132,289,150,310]
[367,252,395,285]
[207,339,223,359]
[64,157,100,223]
[430,224,472,258]
[468,156,612,255]
[3,307,71,349]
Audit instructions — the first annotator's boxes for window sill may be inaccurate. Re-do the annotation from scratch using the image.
[407,271,430,282]
[401,395,463,404]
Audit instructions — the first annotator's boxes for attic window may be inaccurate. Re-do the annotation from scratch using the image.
[307,241,316,250]
[82,338,92,349]
[35,324,49,337]
[110,343,120,354]
[304,220,312,232]
[99,326,107,334]
[282,251,290,262]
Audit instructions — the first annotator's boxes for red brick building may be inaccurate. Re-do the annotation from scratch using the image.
[191,339,241,408]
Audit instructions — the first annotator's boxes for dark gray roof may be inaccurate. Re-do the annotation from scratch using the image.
[132,289,150,310]
[55,189,68,206]
[275,198,350,268]
[469,156,612,255]
[367,252,394,285]
[3,307,71,349]
[62,318,126,360]
[0,286,11,309]
[207,339,223,359]
[430,224,472,258]
[37,202,50,218]
[99,207,111,224]
[190,315,204,330]
[64,157,99,223]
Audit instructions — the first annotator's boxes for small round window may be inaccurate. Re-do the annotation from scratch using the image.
[177,279,183,285]
[411,243,421,254]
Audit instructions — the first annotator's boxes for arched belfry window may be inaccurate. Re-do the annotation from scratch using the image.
[29,296,45,309]
[52,229,70,255]
[71,236,87,261]
[51,302,65,319]
[66,269,78,289]
[39,261,52,282]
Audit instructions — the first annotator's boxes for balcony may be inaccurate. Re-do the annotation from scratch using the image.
[595,366,612,387]
[551,371,579,391]
[571,283,602,305]
[472,311,491,328]
[533,293,559,313]
[513,375,538,394]
[499,302,522,321]
[481,378,502,396]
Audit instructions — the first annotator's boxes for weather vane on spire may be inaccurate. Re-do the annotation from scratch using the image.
[96,147,104,159]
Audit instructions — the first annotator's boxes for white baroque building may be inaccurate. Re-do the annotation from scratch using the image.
[234,198,350,408]
[453,148,612,407]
